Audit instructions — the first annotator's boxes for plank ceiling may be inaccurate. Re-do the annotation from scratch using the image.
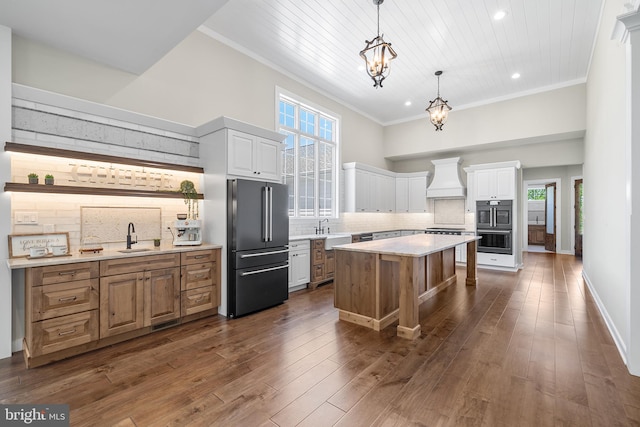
[202,0,604,124]
[0,0,604,125]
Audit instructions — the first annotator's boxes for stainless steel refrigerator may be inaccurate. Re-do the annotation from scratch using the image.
[227,179,289,318]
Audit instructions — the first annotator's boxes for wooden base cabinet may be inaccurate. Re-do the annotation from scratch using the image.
[25,262,100,359]
[309,239,334,289]
[23,248,221,368]
[100,254,181,339]
[180,249,220,316]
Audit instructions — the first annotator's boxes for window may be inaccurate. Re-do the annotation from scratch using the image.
[528,188,546,200]
[278,90,339,218]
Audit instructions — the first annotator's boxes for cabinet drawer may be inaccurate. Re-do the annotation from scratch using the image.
[181,249,217,265]
[32,279,99,321]
[100,253,180,276]
[181,262,215,291]
[312,239,324,249]
[312,264,325,282]
[325,250,335,278]
[30,310,98,356]
[312,248,325,265]
[289,240,310,251]
[29,262,99,286]
[181,286,216,316]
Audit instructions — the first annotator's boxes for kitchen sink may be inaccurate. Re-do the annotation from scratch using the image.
[324,234,352,250]
[117,248,153,253]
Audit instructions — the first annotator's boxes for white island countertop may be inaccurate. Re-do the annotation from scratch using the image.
[333,234,480,258]
[7,243,223,269]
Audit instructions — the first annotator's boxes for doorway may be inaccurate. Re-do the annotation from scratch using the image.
[524,179,560,253]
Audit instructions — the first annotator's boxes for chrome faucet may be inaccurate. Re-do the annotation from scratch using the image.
[316,219,329,234]
[126,222,137,249]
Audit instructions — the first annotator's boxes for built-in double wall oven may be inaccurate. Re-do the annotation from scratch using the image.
[476,200,513,255]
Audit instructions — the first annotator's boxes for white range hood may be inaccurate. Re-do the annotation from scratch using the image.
[427,157,466,198]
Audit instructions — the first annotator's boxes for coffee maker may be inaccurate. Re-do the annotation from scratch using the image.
[173,219,202,246]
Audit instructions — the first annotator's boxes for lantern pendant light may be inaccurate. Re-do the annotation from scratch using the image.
[359,0,397,88]
[426,71,452,131]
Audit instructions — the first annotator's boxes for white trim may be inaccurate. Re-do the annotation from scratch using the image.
[522,178,562,253]
[582,271,628,366]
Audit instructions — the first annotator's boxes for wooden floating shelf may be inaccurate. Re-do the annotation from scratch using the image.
[4,142,204,174]
[4,183,204,199]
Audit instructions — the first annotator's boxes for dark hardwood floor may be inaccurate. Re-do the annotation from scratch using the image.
[1,253,639,426]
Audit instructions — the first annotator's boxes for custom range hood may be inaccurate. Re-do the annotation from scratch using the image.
[426,157,466,198]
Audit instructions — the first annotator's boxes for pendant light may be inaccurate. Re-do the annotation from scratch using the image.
[426,71,452,131]
[359,0,397,88]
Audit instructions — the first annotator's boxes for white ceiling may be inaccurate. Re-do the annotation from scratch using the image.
[0,0,603,125]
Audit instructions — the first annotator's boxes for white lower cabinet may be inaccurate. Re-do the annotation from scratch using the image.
[477,253,516,269]
[288,240,310,291]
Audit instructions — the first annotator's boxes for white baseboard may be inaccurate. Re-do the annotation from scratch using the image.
[557,250,574,255]
[582,271,628,366]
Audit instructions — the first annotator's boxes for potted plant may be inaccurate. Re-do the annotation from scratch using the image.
[179,180,199,220]
[27,173,38,184]
[44,174,54,185]
[153,238,161,247]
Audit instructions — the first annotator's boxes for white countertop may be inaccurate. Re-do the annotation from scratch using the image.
[334,234,480,258]
[7,243,223,269]
[289,233,352,241]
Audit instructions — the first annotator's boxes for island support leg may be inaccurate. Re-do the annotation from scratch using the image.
[397,255,423,340]
[466,240,478,286]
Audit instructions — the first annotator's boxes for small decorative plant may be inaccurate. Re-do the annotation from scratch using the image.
[28,173,38,184]
[44,174,54,185]
[153,238,161,247]
[179,180,199,220]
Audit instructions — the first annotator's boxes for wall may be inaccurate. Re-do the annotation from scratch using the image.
[1,26,13,359]
[383,84,586,160]
[522,165,583,253]
[584,0,630,367]
[12,32,388,170]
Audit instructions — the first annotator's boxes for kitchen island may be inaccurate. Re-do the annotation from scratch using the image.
[334,234,481,340]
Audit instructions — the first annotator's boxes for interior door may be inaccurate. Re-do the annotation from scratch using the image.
[575,179,583,257]
[545,183,557,252]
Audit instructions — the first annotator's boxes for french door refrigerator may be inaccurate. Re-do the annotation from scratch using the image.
[227,179,289,318]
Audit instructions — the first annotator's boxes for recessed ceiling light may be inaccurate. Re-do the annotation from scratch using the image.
[405,100,412,106]
[494,10,507,20]
[511,72,521,79]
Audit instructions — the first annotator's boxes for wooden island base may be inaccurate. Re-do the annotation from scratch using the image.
[334,235,479,339]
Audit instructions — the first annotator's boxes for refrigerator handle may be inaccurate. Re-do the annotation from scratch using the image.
[492,207,497,228]
[268,186,273,242]
[263,186,269,242]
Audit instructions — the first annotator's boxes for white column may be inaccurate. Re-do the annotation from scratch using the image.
[0,25,13,359]
[617,4,640,376]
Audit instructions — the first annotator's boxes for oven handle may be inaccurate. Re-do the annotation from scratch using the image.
[240,248,290,258]
[240,264,288,276]
[477,229,512,234]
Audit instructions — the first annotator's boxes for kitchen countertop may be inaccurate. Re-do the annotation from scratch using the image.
[6,243,223,269]
[289,233,352,241]
[334,233,480,258]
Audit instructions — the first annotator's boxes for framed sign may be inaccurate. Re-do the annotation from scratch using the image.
[8,232,70,258]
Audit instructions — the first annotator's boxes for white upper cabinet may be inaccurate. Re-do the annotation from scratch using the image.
[344,163,428,213]
[474,167,516,200]
[227,129,282,182]
[396,174,427,212]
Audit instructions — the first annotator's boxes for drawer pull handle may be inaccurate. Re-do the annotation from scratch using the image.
[58,271,77,277]
[58,296,77,302]
[194,274,205,279]
[194,255,206,259]
[193,294,205,302]
[58,328,77,336]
